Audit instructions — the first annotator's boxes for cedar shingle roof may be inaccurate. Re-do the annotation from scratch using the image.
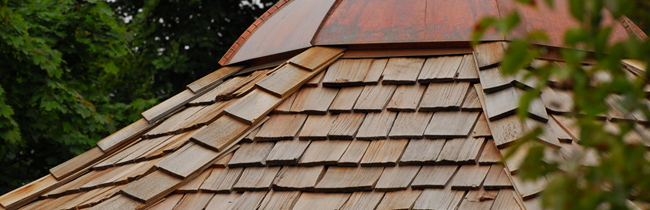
[1,0,649,209]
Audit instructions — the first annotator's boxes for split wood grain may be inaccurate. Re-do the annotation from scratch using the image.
[155,143,220,178]
[338,140,371,166]
[461,86,482,111]
[478,67,514,93]
[89,194,141,210]
[189,75,248,105]
[204,193,242,210]
[474,42,505,69]
[243,127,261,142]
[449,164,491,190]
[360,139,409,166]
[412,189,465,210]
[258,191,301,210]
[255,114,307,141]
[356,111,397,140]
[419,82,470,111]
[328,113,366,140]
[224,89,281,124]
[298,140,351,166]
[455,54,480,82]
[199,167,243,193]
[231,71,269,97]
[339,191,385,210]
[298,114,338,140]
[375,166,421,191]
[289,87,339,114]
[120,170,183,204]
[266,137,310,165]
[328,86,364,113]
[292,193,351,210]
[314,166,384,192]
[388,112,433,138]
[145,106,204,137]
[479,139,502,165]
[437,138,485,164]
[387,84,427,112]
[273,92,297,113]
[399,139,446,165]
[375,189,423,210]
[227,191,268,210]
[483,165,512,189]
[288,46,346,70]
[96,118,150,152]
[50,147,104,180]
[425,111,480,138]
[273,166,324,190]
[322,58,373,87]
[472,113,492,138]
[305,71,325,87]
[228,142,275,167]
[411,165,459,189]
[232,167,281,191]
[255,64,319,98]
[353,84,397,112]
[142,89,195,123]
[418,56,464,83]
[363,58,388,84]
[172,192,214,210]
[191,115,249,151]
[382,57,426,84]
[491,190,523,210]
[187,66,243,93]
[457,190,498,210]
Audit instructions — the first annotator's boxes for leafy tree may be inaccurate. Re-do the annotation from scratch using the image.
[0,0,275,194]
[474,0,650,209]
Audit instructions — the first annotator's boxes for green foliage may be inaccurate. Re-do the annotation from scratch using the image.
[0,0,276,194]
[474,0,650,209]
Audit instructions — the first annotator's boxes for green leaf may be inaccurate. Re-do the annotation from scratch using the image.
[103,61,119,75]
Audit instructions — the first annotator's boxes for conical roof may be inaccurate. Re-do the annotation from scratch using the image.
[1,1,649,210]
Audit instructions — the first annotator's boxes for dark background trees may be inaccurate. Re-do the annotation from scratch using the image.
[0,0,276,194]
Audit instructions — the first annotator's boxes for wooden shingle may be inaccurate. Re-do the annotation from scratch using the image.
[142,89,195,123]
[412,189,465,210]
[363,58,388,84]
[299,140,351,166]
[411,165,458,189]
[224,89,281,124]
[199,167,243,193]
[388,112,433,138]
[360,139,409,166]
[472,113,492,138]
[96,118,150,152]
[172,192,214,210]
[455,54,480,82]
[266,138,311,165]
[457,190,498,210]
[322,59,373,87]
[120,170,183,204]
[314,166,384,192]
[232,167,281,191]
[298,114,338,140]
[382,57,426,84]
[487,115,526,148]
[255,114,308,141]
[255,64,313,98]
[386,84,427,112]
[305,71,325,87]
[155,143,219,178]
[474,42,505,69]
[227,191,267,210]
[50,147,104,180]
[375,166,421,191]
[187,66,243,93]
[449,164,491,190]
[483,87,518,121]
[375,189,422,210]
[461,86,482,111]
[191,115,250,151]
[258,191,301,210]
[424,111,480,138]
[228,142,275,167]
[203,192,242,210]
[288,46,346,70]
[338,140,371,166]
[356,111,397,140]
[478,67,514,93]
[292,193,351,210]
[339,191,384,210]
[399,139,446,165]
[353,84,397,112]
[491,190,522,210]
[289,87,339,114]
[274,92,298,113]
[419,82,470,111]
[483,165,512,190]
[418,56,463,83]
[479,139,502,165]
[511,175,547,199]
[328,113,366,140]
[437,138,485,164]
[273,166,325,190]
[328,86,364,113]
